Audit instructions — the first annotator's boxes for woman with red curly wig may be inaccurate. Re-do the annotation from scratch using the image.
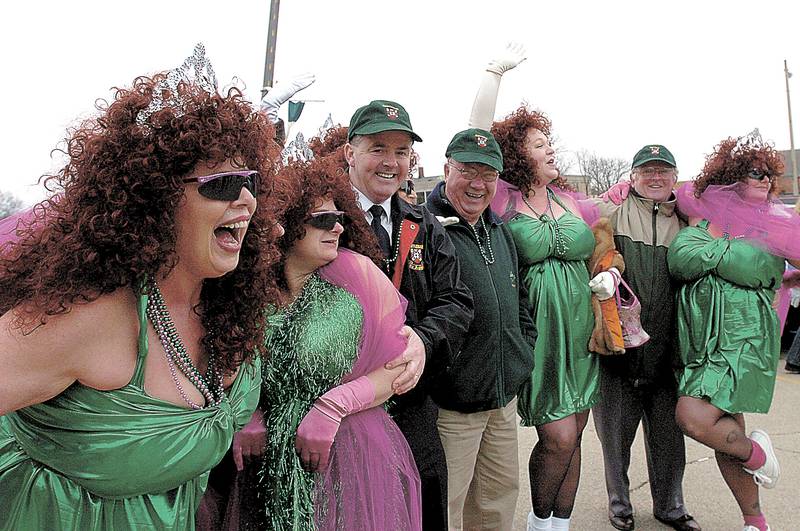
[490,105,599,531]
[466,44,606,531]
[668,132,800,531]
[0,45,281,530]
[211,154,421,531]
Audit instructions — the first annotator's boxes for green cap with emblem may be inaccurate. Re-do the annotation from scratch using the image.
[445,128,503,172]
[632,144,677,169]
[347,100,422,142]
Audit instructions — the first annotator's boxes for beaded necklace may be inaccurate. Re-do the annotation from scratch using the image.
[146,280,224,410]
[381,220,402,268]
[469,215,495,265]
[521,188,569,256]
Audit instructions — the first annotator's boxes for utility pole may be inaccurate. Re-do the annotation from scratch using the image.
[262,0,281,99]
[785,59,798,195]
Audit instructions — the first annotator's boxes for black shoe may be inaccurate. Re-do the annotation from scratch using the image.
[655,514,701,531]
[609,514,635,531]
[785,362,800,373]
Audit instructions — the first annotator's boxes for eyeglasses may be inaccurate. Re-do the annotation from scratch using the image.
[447,162,499,183]
[635,167,675,178]
[307,210,345,230]
[747,169,772,180]
[182,170,260,201]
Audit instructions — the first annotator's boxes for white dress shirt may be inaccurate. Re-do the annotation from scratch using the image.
[355,189,394,244]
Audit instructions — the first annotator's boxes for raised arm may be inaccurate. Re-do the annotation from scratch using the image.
[468,42,527,130]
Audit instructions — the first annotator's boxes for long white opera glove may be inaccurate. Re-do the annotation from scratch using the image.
[259,72,316,124]
[468,42,527,130]
[589,267,620,301]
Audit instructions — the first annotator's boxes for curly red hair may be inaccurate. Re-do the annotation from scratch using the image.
[273,154,383,293]
[694,136,785,197]
[0,73,282,373]
[491,105,571,194]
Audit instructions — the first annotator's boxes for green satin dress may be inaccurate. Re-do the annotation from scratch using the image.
[509,192,598,426]
[0,291,261,531]
[257,273,362,530]
[667,220,784,413]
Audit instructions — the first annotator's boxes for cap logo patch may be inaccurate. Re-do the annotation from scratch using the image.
[383,105,399,120]
[475,134,488,148]
[649,146,660,155]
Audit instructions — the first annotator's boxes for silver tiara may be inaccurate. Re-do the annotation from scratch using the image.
[282,132,315,164]
[732,128,766,155]
[135,43,218,126]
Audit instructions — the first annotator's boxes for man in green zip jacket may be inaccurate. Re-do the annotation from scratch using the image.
[591,145,700,531]
[426,128,537,530]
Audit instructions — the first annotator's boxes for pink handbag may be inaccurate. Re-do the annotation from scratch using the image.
[614,276,650,348]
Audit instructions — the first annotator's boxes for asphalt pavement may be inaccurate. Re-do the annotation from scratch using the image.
[510,357,800,530]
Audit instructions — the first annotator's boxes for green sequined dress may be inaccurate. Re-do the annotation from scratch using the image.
[667,220,784,413]
[508,192,599,426]
[0,291,261,531]
[258,273,363,530]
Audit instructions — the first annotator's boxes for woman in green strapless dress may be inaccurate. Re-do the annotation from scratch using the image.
[206,156,421,531]
[668,133,800,531]
[491,108,603,530]
[0,47,281,530]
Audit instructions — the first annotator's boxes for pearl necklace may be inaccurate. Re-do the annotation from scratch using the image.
[521,188,568,256]
[146,280,224,410]
[469,216,495,265]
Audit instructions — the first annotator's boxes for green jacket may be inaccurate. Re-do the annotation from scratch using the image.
[594,190,686,386]
[426,182,536,413]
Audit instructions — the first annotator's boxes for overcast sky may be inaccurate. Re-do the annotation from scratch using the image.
[2,0,799,205]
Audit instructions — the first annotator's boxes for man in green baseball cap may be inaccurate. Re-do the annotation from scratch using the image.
[631,144,677,169]
[347,99,423,142]
[426,128,536,530]
[344,102,473,531]
[592,146,701,531]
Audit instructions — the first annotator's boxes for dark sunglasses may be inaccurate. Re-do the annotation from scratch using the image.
[307,210,345,230]
[182,170,260,201]
[747,169,771,180]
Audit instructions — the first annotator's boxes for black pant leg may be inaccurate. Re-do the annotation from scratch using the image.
[391,394,448,531]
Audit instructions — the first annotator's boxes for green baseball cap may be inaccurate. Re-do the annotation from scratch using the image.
[445,128,503,172]
[632,144,676,169]
[347,100,422,142]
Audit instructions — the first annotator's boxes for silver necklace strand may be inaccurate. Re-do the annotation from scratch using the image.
[469,216,495,265]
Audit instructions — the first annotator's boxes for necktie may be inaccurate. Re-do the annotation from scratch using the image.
[368,204,391,257]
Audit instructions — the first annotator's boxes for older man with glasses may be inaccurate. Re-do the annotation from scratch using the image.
[591,145,701,531]
[426,129,537,530]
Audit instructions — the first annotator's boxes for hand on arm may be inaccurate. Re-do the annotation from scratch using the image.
[600,181,631,205]
[384,326,426,395]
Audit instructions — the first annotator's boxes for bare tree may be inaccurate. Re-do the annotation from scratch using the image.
[575,150,629,196]
[0,189,23,220]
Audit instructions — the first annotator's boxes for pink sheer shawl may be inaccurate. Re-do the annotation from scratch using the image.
[0,205,37,249]
[314,248,422,531]
[675,182,800,261]
[491,178,600,225]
